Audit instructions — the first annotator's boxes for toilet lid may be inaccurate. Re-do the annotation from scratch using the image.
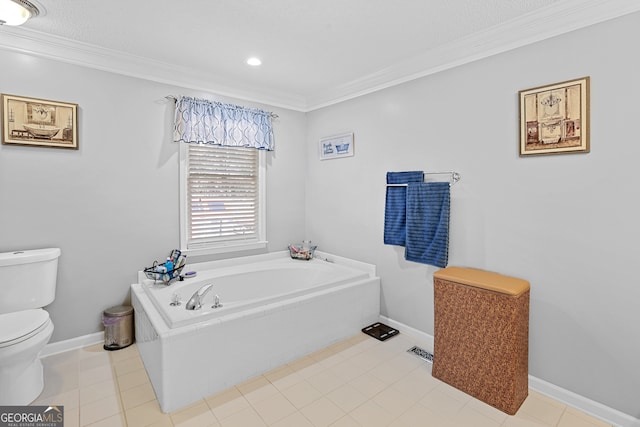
[0,309,50,347]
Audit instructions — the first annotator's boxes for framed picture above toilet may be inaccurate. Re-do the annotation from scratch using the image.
[1,94,78,150]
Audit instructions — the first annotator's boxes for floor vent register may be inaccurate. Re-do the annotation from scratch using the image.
[407,345,434,363]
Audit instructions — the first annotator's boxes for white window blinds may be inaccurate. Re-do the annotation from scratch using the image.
[182,143,265,252]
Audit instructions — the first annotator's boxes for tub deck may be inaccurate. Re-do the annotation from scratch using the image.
[140,256,370,329]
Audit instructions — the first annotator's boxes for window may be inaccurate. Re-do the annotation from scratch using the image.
[179,142,266,255]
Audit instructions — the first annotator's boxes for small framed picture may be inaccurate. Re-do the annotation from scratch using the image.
[2,94,78,149]
[319,132,354,160]
[519,77,589,156]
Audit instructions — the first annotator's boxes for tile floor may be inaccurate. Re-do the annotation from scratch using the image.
[33,332,613,427]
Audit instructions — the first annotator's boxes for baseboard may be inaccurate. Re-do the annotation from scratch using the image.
[529,376,640,427]
[379,316,639,427]
[40,331,104,357]
[379,315,434,351]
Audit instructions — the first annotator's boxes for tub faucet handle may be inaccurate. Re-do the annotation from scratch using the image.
[170,292,182,306]
[212,294,223,309]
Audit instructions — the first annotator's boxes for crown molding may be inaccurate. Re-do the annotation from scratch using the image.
[1,0,639,112]
[0,27,308,111]
[305,0,640,110]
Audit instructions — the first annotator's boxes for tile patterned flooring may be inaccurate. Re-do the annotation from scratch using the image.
[33,332,613,427]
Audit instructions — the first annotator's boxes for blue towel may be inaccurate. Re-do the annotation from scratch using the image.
[384,171,424,246]
[405,182,450,268]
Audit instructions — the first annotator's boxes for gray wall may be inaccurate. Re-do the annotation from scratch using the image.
[305,12,640,417]
[0,51,308,344]
[1,10,639,420]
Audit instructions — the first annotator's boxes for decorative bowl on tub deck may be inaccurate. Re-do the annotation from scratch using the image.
[288,244,317,260]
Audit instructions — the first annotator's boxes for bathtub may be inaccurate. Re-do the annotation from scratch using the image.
[131,250,380,413]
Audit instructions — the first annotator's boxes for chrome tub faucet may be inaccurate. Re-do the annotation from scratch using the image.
[185,283,213,310]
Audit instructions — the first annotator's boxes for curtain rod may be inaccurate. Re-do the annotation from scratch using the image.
[165,95,278,118]
[387,171,461,187]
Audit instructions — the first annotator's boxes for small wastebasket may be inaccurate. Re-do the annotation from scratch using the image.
[102,305,134,351]
[432,267,530,415]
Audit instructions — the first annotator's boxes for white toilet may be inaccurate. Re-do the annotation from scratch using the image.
[0,248,60,405]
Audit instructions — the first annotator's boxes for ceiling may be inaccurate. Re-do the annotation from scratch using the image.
[1,0,639,111]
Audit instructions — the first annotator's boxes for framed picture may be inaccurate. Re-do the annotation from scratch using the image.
[519,77,589,156]
[319,132,354,160]
[2,94,78,149]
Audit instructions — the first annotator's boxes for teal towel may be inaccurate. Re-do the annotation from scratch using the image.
[405,182,450,267]
[384,171,424,246]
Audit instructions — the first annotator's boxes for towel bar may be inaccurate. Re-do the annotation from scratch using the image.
[386,171,460,187]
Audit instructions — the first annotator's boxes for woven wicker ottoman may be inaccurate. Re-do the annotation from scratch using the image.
[432,267,530,415]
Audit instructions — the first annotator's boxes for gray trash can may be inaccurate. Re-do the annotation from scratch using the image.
[102,305,134,351]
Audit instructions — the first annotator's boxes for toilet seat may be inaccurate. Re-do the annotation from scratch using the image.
[0,309,50,348]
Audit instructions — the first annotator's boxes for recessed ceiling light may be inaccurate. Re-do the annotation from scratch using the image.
[246,57,262,67]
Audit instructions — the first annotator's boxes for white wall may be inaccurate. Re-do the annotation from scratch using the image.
[0,50,308,344]
[305,12,640,418]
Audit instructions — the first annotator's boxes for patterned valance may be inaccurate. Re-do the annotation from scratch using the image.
[173,96,274,151]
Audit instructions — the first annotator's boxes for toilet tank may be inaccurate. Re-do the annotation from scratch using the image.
[0,248,61,314]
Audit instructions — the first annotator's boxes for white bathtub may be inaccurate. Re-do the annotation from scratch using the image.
[131,251,380,413]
